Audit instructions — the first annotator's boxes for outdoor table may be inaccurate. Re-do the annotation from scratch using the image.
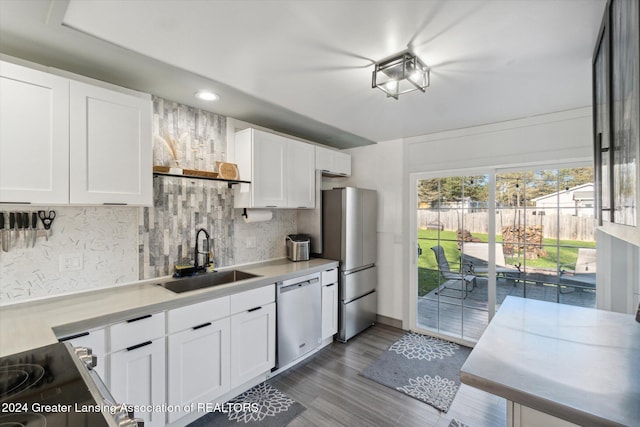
[502,270,596,302]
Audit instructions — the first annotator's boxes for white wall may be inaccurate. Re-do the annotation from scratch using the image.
[405,107,593,173]
[348,107,597,326]
[341,140,404,323]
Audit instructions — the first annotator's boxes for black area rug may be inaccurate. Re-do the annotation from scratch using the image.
[361,332,471,413]
[187,382,305,426]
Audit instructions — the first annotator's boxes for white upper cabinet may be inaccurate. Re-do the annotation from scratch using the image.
[70,81,152,205]
[287,140,315,208]
[0,60,152,206]
[234,128,315,209]
[0,61,70,204]
[252,130,288,207]
[315,145,351,177]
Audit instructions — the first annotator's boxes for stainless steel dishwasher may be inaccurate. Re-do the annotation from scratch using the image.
[276,272,321,367]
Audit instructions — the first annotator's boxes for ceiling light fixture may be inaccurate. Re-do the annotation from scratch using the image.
[372,51,430,100]
[194,90,219,101]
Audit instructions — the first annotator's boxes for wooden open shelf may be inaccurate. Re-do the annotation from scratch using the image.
[153,172,250,188]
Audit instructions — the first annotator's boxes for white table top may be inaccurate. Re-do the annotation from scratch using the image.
[460,296,640,427]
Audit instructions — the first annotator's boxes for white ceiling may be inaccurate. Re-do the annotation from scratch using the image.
[0,0,606,148]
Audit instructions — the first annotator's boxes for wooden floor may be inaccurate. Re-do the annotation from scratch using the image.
[268,324,506,427]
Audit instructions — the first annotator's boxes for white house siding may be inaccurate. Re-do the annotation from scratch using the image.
[533,183,595,217]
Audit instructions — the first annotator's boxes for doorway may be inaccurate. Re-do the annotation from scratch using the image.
[411,166,595,344]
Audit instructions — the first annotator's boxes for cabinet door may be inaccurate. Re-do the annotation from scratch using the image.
[252,130,287,207]
[69,81,152,205]
[287,140,315,208]
[322,283,338,339]
[315,145,333,171]
[109,338,166,427]
[0,61,69,204]
[314,145,351,177]
[230,302,276,388]
[333,151,351,176]
[168,317,230,423]
[509,401,580,427]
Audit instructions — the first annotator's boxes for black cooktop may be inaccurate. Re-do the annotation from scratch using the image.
[0,342,110,427]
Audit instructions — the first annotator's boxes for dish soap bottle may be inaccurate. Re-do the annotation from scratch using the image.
[207,248,216,272]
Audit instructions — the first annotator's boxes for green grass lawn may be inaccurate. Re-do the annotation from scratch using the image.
[417,229,596,297]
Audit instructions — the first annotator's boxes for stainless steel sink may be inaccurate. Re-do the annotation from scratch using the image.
[157,270,259,293]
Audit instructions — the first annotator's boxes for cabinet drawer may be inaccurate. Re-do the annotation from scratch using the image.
[321,268,338,285]
[230,285,275,314]
[110,312,165,352]
[168,296,230,334]
[59,328,106,355]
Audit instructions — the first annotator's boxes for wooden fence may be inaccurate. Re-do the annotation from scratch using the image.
[418,209,595,242]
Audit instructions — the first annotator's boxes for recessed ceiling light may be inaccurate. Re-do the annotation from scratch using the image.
[195,91,219,101]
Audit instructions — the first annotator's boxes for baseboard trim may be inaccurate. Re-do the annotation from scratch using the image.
[376,314,403,329]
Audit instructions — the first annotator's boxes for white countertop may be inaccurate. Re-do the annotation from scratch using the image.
[0,257,338,357]
[460,296,640,427]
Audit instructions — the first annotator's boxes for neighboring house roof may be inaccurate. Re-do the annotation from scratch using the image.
[532,183,594,202]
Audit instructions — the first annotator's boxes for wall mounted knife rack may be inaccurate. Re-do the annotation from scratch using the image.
[0,210,54,252]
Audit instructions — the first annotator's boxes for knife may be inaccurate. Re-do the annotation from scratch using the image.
[31,212,38,248]
[9,212,21,245]
[22,212,29,247]
[13,212,20,247]
[0,213,7,252]
[17,212,23,245]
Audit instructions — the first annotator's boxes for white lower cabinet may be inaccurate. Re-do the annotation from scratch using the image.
[167,317,231,423]
[508,401,580,427]
[230,302,276,388]
[109,338,166,427]
[321,283,338,339]
[55,282,285,426]
[321,268,339,340]
[108,312,166,427]
[166,296,231,424]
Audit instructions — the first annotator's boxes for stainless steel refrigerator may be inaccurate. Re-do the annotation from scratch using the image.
[322,187,377,342]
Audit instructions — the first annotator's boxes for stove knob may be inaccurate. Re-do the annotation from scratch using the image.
[118,418,144,427]
[74,346,98,369]
[114,404,144,427]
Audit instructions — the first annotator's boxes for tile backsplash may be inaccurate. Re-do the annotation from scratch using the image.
[139,176,236,278]
[234,209,297,265]
[0,96,297,303]
[0,207,138,301]
[140,97,235,278]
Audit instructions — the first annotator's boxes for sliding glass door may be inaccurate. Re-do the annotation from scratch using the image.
[415,174,490,342]
[412,166,595,344]
[495,168,596,308]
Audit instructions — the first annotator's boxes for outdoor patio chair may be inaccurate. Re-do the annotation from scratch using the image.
[560,248,596,293]
[431,245,477,299]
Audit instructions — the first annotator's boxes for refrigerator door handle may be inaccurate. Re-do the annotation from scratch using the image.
[342,289,376,304]
[342,264,375,276]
